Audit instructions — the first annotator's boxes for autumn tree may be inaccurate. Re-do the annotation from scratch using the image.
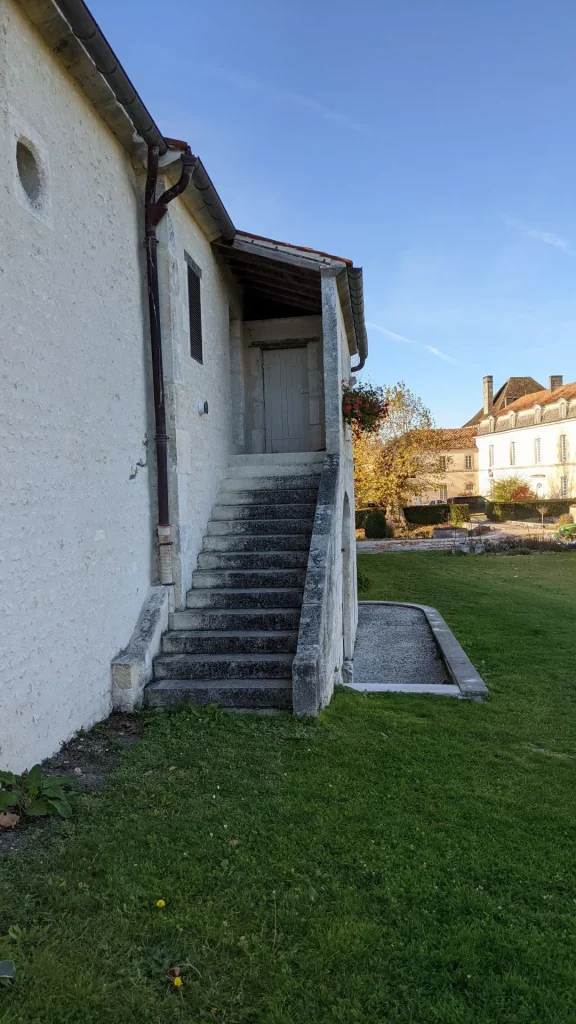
[490,475,536,502]
[353,381,445,513]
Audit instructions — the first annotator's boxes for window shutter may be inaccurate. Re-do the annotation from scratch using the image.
[187,264,203,363]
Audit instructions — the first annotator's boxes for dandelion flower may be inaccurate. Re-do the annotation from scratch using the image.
[172,976,183,987]
[156,899,166,908]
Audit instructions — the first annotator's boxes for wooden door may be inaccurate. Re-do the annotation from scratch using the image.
[263,347,310,453]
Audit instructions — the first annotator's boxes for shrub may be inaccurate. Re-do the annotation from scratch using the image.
[558,513,574,526]
[449,503,469,526]
[491,475,537,502]
[355,507,378,529]
[403,504,450,525]
[357,569,373,593]
[487,536,573,555]
[365,510,387,539]
[0,765,74,824]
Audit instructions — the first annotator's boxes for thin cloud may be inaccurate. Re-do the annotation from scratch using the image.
[199,64,364,134]
[426,345,459,365]
[502,215,573,255]
[367,322,461,365]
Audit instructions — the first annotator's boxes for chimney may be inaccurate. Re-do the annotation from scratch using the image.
[549,375,563,392]
[483,375,494,415]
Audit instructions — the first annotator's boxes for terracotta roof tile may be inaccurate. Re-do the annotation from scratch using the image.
[236,231,352,266]
[503,380,576,414]
[433,428,478,450]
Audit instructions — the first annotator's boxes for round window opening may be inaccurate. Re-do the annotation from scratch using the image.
[16,140,42,206]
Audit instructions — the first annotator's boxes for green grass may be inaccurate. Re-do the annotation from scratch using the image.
[2,552,576,1023]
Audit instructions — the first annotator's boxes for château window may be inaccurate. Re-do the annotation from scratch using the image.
[534,438,541,464]
[439,485,448,501]
[465,454,473,470]
[489,445,494,467]
[510,442,516,466]
[439,456,447,472]
[561,475,568,498]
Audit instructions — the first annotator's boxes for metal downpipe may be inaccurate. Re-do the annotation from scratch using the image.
[144,145,197,584]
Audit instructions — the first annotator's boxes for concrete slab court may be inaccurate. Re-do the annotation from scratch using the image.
[348,601,488,700]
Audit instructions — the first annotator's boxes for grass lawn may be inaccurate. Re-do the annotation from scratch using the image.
[2,552,576,1023]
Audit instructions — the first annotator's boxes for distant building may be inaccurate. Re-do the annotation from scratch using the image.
[418,428,478,503]
[474,375,575,499]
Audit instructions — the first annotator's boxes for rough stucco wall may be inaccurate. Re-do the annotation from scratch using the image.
[0,1,154,770]
[476,422,575,498]
[156,197,236,607]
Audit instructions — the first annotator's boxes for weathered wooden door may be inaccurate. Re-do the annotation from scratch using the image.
[263,347,310,453]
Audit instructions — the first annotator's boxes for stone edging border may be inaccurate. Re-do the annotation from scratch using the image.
[359,601,489,700]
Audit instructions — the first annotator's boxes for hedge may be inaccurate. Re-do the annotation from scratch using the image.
[403,504,450,525]
[356,507,385,529]
[486,499,574,522]
[449,503,469,526]
[365,510,387,539]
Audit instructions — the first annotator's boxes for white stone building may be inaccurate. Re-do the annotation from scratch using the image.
[474,375,576,499]
[0,0,367,769]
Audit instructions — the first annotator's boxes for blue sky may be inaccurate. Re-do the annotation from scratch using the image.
[91,0,576,426]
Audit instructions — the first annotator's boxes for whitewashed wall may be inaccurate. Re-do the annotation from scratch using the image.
[0,1,154,770]
[157,196,237,607]
[477,421,575,498]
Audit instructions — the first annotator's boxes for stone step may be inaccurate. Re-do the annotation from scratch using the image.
[216,488,318,506]
[171,608,302,631]
[224,466,323,481]
[144,678,292,710]
[162,630,298,655]
[220,474,321,492]
[154,653,294,680]
[186,587,303,610]
[191,568,306,590]
[230,452,325,468]
[202,534,311,552]
[197,550,308,570]
[206,518,314,536]
[212,503,317,521]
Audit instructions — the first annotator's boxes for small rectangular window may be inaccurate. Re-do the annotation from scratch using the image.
[465,454,473,470]
[465,483,474,493]
[510,442,516,466]
[186,256,203,364]
[439,456,447,471]
[489,445,494,467]
[439,485,448,502]
[561,475,568,498]
[560,434,568,463]
[534,438,541,464]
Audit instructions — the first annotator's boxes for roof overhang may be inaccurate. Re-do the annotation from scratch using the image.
[215,234,368,369]
[16,0,366,363]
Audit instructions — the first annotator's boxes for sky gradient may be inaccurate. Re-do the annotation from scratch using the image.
[90,0,576,427]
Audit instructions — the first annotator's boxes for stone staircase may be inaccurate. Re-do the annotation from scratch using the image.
[144,452,324,711]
